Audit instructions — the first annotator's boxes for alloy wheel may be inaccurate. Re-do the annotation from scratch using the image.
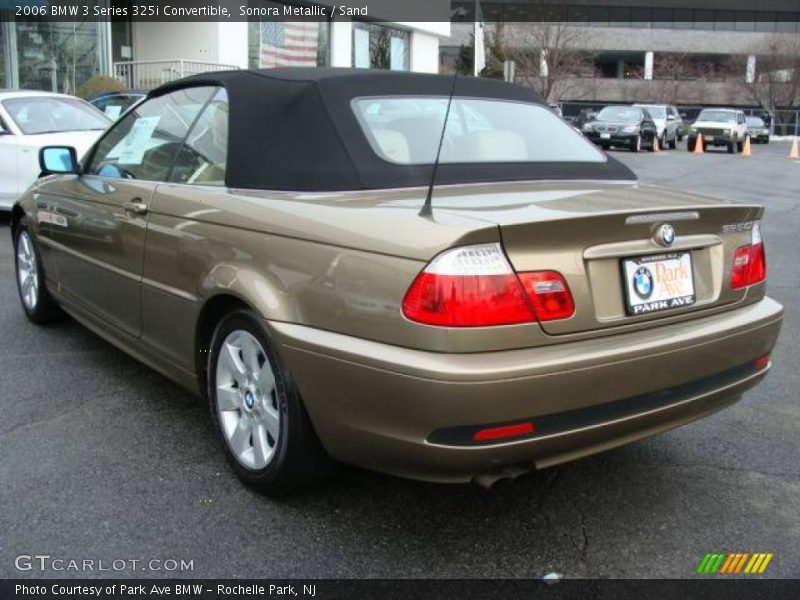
[16,231,39,311]
[215,330,280,470]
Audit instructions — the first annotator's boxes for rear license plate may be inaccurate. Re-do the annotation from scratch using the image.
[705,135,714,141]
[600,133,611,139]
[622,252,696,315]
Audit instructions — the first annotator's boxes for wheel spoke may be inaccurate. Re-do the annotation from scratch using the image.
[216,384,240,411]
[221,341,247,377]
[252,424,271,467]
[239,335,262,375]
[263,407,280,443]
[256,362,276,392]
[229,417,252,456]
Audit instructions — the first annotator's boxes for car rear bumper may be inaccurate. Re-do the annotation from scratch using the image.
[586,132,638,146]
[689,133,735,146]
[272,297,783,483]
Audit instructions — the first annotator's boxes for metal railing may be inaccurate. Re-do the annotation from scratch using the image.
[113,60,239,90]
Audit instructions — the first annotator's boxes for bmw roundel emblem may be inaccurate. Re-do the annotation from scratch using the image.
[633,266,654,299]
[656,223,676,247]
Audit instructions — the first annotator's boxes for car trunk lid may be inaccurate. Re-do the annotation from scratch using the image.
[435,181,762,336]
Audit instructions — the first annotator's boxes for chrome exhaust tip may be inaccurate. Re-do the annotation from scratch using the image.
[472,464,532,489]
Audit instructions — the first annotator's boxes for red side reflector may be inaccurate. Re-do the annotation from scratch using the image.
[755,353,771,370]
[472,422,535,442]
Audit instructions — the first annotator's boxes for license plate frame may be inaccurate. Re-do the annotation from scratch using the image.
[621,251,696,316]
[600,132,611,139]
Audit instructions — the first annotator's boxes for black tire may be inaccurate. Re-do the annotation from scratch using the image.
[668,136,677,150]
[737,138,745,152]
[727,140,736,154]
[13,216,64,324]
[207,309,336,495]
[765,137,770,144]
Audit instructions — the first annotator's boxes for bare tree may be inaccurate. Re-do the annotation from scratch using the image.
[731,36,800,111]
[485,20,594,102]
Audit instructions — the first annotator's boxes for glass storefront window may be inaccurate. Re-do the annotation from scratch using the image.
[13,20,107,93]
[352,22,410,71]
[246,2,330,69]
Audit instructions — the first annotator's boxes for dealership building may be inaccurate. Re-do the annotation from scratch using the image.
[446,0,800,116]
[0,2,449,92]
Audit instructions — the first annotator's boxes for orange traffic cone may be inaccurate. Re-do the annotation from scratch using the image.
[653,135,660,152]
[694,133,704,154]
[790,138,800,159]
[742,136,751,157]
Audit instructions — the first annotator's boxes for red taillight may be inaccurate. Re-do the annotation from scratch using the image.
[402,244,574,327]
[472,421,535,442]
[402,271,533,326]
[731,222,767,289]
[755,353,771,370]
[518,271,575,322]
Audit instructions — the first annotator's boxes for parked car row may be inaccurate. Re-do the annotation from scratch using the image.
[576,103,682,153]
[572,102,768,154]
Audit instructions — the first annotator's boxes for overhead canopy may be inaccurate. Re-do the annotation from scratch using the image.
[151,68,635,191]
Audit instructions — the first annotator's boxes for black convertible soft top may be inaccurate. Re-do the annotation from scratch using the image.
[151,68,635,191]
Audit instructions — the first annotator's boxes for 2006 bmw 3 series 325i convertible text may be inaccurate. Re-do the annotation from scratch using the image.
[11,69,783,494]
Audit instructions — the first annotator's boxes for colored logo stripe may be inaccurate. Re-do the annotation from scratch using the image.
[698,552,773,574]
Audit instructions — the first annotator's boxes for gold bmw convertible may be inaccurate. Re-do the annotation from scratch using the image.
[11,69,783,494]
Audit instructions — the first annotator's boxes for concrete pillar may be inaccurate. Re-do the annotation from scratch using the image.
[539,49,548,78]
[330,19,353,68]
[616,59,624,79]
[746,54,757,83]
[644,51,654,80]
[410,31,439,73]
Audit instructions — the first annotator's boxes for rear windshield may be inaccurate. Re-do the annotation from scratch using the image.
[746,117,765,127]
[597,106,642,123]
[697,110,737,123]
[352,96,605,165]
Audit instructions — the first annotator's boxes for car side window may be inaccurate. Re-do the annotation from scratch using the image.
[86,86,217,182]
[168,88,229,186]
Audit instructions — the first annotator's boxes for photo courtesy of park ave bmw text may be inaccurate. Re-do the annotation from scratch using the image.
[0,0,798,597]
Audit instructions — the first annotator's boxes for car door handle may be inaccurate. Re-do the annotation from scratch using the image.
[123,199,148,216]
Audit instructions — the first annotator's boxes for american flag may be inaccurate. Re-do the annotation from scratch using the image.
[259,22,320,68]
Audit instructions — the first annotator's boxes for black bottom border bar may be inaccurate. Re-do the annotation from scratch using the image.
[3,579,800,600]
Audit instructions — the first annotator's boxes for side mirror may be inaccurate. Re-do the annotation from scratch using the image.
[39,146,80,176]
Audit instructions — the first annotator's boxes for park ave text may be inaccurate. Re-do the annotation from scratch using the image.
[16,584,316,597]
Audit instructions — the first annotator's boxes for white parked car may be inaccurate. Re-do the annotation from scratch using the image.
[0,91,111,210]
[633,103,682,149]
[686,108,749,154]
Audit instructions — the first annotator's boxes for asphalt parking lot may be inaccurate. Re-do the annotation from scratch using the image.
[1,139,798,579]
